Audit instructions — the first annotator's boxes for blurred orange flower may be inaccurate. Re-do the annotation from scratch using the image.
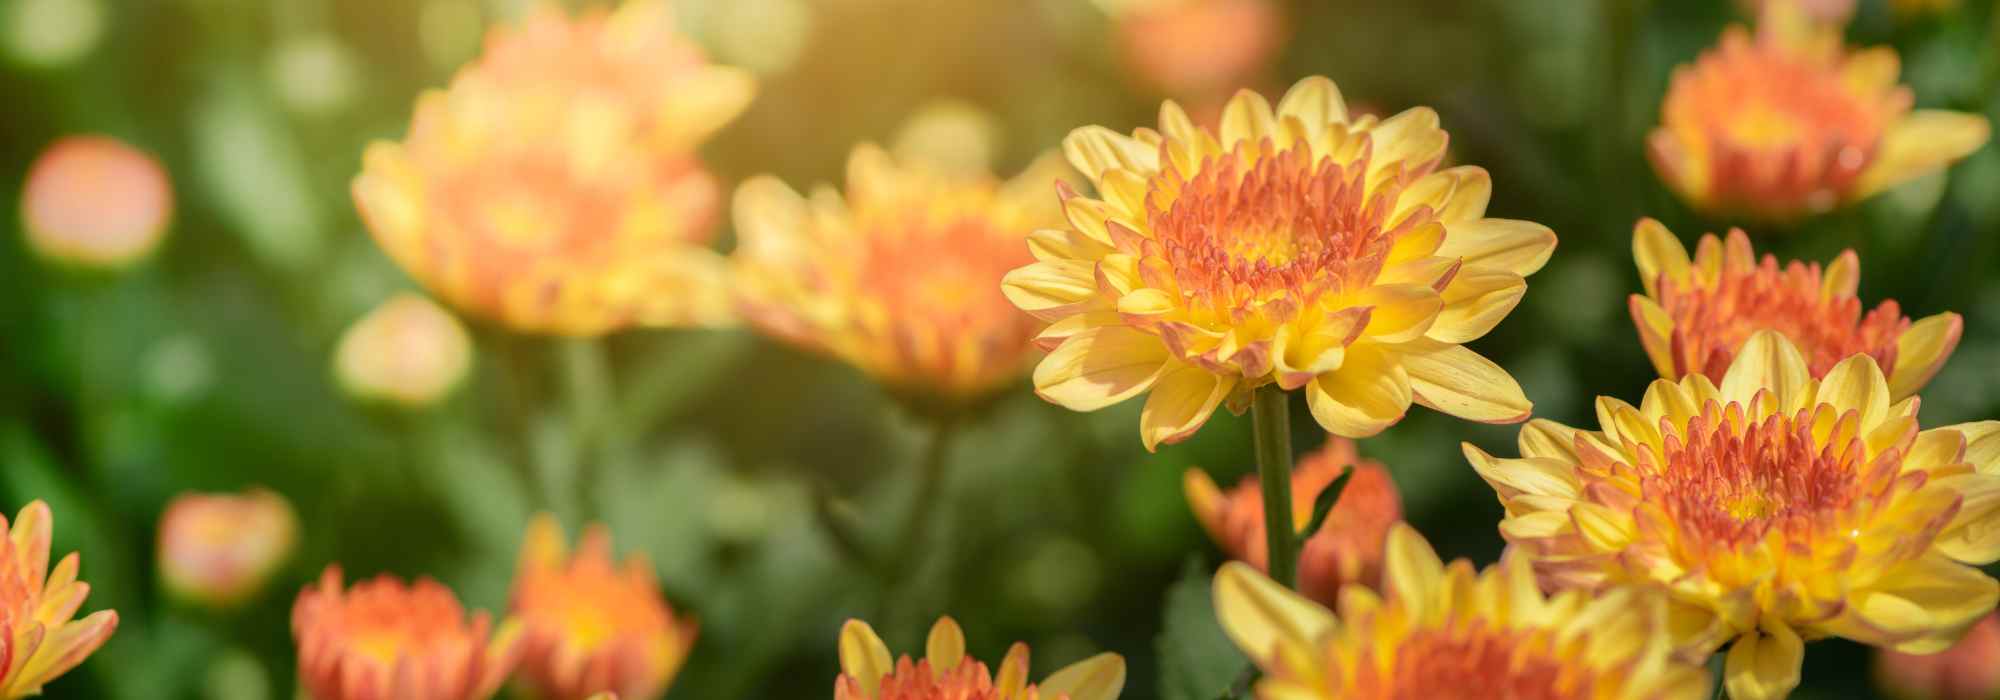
[510,514,696,700]
[293,566,521,700]
[20,135,172,269]
[1648,7,1988,220]
[1110,0,1286,100]
[1630,219,1959,400]
[732,144,1072,400]
[1877,613,2000,700]
[0,501,117,699]
[352,0,755,336]
[157,488,298,609]
[333,293,475,409]
[835,616,1124,700]
[1183,437,1401,606]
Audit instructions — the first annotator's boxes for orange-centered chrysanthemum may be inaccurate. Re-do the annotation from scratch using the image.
[1184,436,1402,606]
[835,617,1124,700]
[1466,331,2000,700]
[157,488,298,610]
[352,0,754,336]
[0,501,117,699]
[1630,219,1959,401]
[1212,524,1710,700]
[1648,6,1989,220]
[732,144,1072,400]
[292,566,522,700]
[1004,77,1554,449]
[510,514,697,700]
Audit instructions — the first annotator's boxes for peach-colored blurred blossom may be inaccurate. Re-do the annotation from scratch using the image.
[20,135,172,269]
[157,488,298,609]
[292,566,521,700]
[1110,0,1285,101]
[1878,613,2000,700]
[0,501,117,698]
[352,0,754,336]
[510,514,696,700]
[1184,437,1402,606]
[333,293,475,409]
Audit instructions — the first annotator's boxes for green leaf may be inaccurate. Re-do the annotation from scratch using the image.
[1156,557,1250,700]
[1301,467,1354,539]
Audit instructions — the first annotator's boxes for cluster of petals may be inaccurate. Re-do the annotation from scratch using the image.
[509,514,697,700]
[1184,436,1402,605]
[835,616,1124,700]
[0,502,117,699]
[292,566,522,700]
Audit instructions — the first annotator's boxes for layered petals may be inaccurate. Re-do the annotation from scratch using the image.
[0,502,117,699]
[292,566,522,700]
[509,514,697,700]
[833,616,1124,700]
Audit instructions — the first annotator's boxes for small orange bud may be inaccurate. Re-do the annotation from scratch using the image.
[510,514,697,700]
[292,566,521,700]
[157,488,298,609]
[20,135,172,270]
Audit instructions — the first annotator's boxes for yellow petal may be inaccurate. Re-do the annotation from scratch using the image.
[1815,354,1891,432]
[1139,365,1234,452]
[730,176,809,252]
[1402,340,1532,424]
[1630,295,1678,379]
[657,66,757,151]
[926,617,965,672]
[1464,444,1581,502]
[1183,469,1229,545]
[1219,89,1278,149]
[1723,625,1804,700]
[1383,523,1445,615]
[1518,419,1584,461]
[1631,218,1691,300]
[1933,472,2000,564]
[1356,283,1443,344]
[1719,331,1810,409]
[1436,219,1558,276]
[1063,126,1159,182]
[1888,313,1962,400]
[839,619,894,696]
[1274,76,1347,132]
[1003,260,1102,320]
[1212,562,1336,664]
[1437,166,1492,223]
[1117,288,1176,316]
[1821,249,1860,300]
[1854,110,1991,199]
[1847,553,2000,643]
[1039,653,1126,700]
[996,643,1030,700]
[1034,327,1171,411]
[1304,344,1413,438]
[1426,269,1527,344]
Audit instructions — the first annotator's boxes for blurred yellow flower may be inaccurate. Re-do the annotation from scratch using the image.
[1004,77,1553,449]
[1467,331,2000,699]
[510,514,697,700]
[20,135,172,270]
[1876,613,2000,700]
[1212,524,1709,699]
[835,616,1124,700]
[732,144,1072,400]
[352,0,755,336]
[292,566,522,700]
[333,293,475,408]
[1648,8,1989,220]
[1184,436,1401,606]
[0,501,117,699]
[1630,219,1959,401]
[1109,0,1285,99]
[157,488,298,609]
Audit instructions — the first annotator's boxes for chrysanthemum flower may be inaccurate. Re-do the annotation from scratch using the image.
[0,501,117,699]
[1109,0,1285,100]
[157,488,298,609]
[352,0,755,336]
[1004,77,1553,449]
[20,135,172,270]
[1184,436,1401,605]
[1630,219,1959,401]
[1466,331,2000,699]
[1647,8,1989,220]
[292,566,522,700]
[333,293,475,409]
[1212,523,1710,699]
[733,144,1072,400]
[835,616,1125,700]
[1876,613,2000,700]
[510,514,697,700]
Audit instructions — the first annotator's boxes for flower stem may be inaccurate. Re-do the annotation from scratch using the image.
[1251,384,1297,588]
[891,414,960,579]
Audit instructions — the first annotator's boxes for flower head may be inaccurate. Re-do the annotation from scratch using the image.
[733,144,1072,400]
[1467,331,2000,699]
[1108,0,1285,100]
[1004,77,1553,449]
[20,135,171,270]
[352,0,755,336]
[1213,524,1709,699]
[157,488,298,609]
[1630,219,1959,401]
[835,616,1124,700]
[510,514,696,700]
[1648,8,1989,220]
[292,566,522,700]
[0,501,117,699]
[333,293,475,408]
[1876,613,2000,700]
[1184,436,1402,605]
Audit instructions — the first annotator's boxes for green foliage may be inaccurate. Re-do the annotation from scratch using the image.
[1155,558,1249,700]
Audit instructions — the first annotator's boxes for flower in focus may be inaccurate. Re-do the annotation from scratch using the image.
[510,514,697,700]
[157,488,298,609]
[732,143,1073,401]
[1212,523,1709,699]
[292,566,522,700]
[1107,0,1285,101]
[1467,331,2000,699]
[20,135,172,270]
[1630,219,1959,401]
[835,616,1124,700]
[352,0,755,336]
[1183,436,1401,606]
[0,501,117,698]
[1648,7,1989,220]
[1876,613,2000,700]
[333,293,475,409]
[1004,77,1553,449]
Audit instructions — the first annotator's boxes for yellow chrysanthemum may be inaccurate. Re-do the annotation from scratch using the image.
[352,0,754,336]
[835,616,1124,700]
[1648,6,1989,220]
[0,501,118,699]
[1003,77,1554,449]
[1212,523,1710,699]
[732,144,1072,400]
[509,514,697,700]
[1629,219,1959,401]
[1467,331,2000,699]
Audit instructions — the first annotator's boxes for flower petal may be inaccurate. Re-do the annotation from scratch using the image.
[1719,331,1810,409]
[1816,354,1892,432]
[1401,340,1532,424]
[1063,126,1159,182]
[1039,653,1126,700]
[1855,110,1991,199]
[1274,76,1347,132]
[1003,261,1101,320]
[1631,218,1690,300]
[1888,313,1962,400]
[925,617,965,672]
[1436,219,1557,276]
[1723,625,1804,700]
[1305,344,1413,438]
[1219,89,1279,149]
[1382,523,1445,615]
[1212,562,1336,664]
[838,619,894,693]
[1139,365,1234,452]
[1427,269,1526,344]
[1629,295,1677,379]
[1034,327,1171,411]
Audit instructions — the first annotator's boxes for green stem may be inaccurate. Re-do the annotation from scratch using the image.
[558,337,615,516]
[1251,385,1297,588]
[890,415,960,579]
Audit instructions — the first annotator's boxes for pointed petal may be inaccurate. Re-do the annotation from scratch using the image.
[1854,111,1990,199]
[1212,562,1335,664]
[1631,218,1690,300]
[1436,219,1557,276]
[1888,313,1962,400]
[838,619,894,695]
[1039,653,1126,700]
[1033,327,1171,411]
[1402,341,1531,424]
[1275,76,1348,131]
[1719,331,1810,409]
[926,617,965,672]
[1304,344,1413,438]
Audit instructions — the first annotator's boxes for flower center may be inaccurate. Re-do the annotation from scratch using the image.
[1643,402,1869,547]
[854,659,1024,700]
[1358,621,1590,700]
[1656,256,1907,380]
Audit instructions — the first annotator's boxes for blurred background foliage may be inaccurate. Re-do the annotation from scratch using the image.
[1,0,1997,697]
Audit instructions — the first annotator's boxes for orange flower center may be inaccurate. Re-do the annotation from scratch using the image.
[1352,621,1591,700]
[854,214,1034,347]
[840,658,1044,700]
[1643,402,1873,548]
[1656,256,1907,380]
[516,562,673,654]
